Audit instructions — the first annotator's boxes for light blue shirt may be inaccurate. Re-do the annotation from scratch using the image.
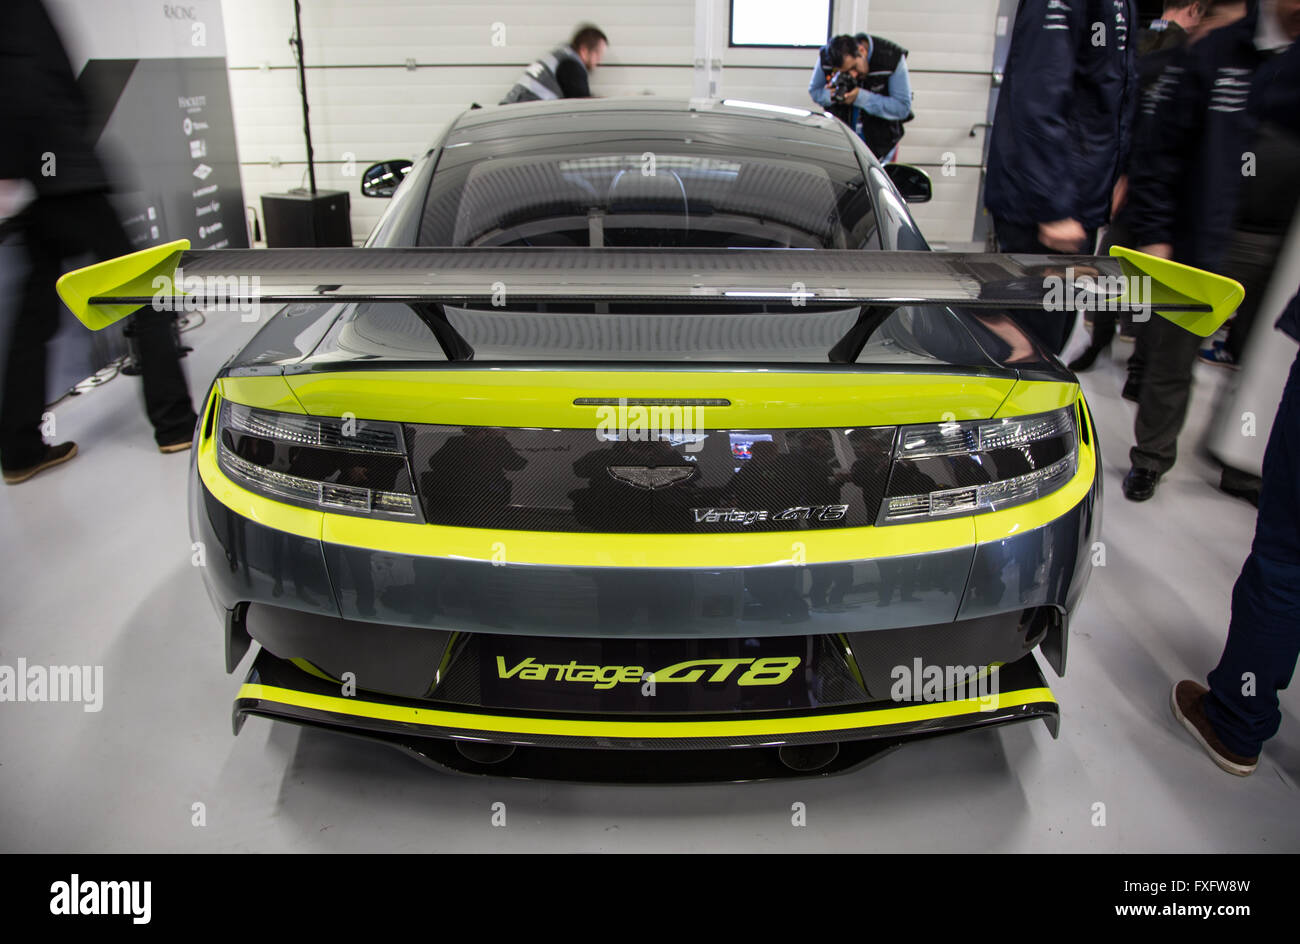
[807,47,912,124]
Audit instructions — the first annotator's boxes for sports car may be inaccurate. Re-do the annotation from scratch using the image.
[58,97,1240,781]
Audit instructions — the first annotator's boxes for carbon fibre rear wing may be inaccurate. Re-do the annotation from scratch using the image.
[56,239,1242,343]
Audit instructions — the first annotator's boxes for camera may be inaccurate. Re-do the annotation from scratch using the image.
[829,69,858,105]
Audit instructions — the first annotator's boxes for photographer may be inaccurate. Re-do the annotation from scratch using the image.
[809,33,912,161]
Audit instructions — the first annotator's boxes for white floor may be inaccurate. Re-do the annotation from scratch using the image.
[1,310,1296,853]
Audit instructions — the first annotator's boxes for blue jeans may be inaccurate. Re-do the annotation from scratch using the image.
[1205,345,1300,756]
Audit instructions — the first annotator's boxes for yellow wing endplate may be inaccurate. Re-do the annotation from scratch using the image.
[1110,245,1244,338]
[55,238,190,330]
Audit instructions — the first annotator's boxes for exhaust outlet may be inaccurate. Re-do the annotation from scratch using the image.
[454,741,517,765]
[777,742,840,772]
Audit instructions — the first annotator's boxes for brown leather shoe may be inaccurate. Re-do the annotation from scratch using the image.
[2,442,78,484]
[1170,680,1258,777]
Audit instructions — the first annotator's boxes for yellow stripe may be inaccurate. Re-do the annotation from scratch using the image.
[238,683,1057,739]
[245,370,1023,428]
[200,385,1094,566]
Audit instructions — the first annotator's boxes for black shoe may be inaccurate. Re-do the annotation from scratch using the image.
[1122,466,1161,501]
[3,442,78,484]
[1121,373,1142,403]
[1219,467,1261,507]
[1068,344,1105,372]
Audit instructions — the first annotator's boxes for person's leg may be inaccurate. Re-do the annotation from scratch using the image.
[1202,348,1300,757]
[1219,232,1279,365]
[1068,307,1116,371]
[1128,313,1202,477]
[0,202,70,472]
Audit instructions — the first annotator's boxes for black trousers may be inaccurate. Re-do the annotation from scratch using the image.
[0,192,196,469]
[1130,230,1282,475]
[1129,312,1203,474]
[992,216,1097,356]
[1085,219,1147,377]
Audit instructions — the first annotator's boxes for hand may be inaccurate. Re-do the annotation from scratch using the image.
[1111,174,1128,217]
[1137,243,1173,260]
[843,86,860,105]
[0,179,34,221]
[1038,218,1087,252]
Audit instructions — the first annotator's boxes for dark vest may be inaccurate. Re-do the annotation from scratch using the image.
[858,35,910,159]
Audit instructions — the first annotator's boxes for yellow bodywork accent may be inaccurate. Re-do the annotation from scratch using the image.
[199,421,975,562]
[994,380,1079,417]
[237,682,1056,739]
[1111,245,1244,337]
[279,370,1017,429]
[201,379,1096,566]
[56,238,190,330]
[216,376,304,414]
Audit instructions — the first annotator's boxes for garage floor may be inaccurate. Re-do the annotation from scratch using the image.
[1,306,1297,853]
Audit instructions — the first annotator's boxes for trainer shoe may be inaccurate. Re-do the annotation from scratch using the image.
[1198,341,1238,370]
[1170,680,1258,777]
[2,442,78,484]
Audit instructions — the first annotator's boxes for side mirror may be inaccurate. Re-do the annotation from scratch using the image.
[884,163,932,204]
[361,159,414,198]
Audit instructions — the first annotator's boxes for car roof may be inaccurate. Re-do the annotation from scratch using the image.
[448,95,854,145]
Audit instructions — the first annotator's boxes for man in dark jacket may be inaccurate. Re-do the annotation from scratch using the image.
[984,0,1139,355]
[1069,1,1204,374]
[1120,0,1297,501]
[501,24,607,104]
[1,0,198,484]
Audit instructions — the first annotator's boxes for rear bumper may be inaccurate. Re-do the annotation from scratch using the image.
[234,646,1058,780]
[192,470,1097,646]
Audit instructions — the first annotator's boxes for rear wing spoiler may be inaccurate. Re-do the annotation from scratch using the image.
[57,239,1242,340]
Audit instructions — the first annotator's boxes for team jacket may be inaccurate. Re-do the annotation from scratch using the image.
[1122,8,1286,271]
[500,46,587,105]
[984,0,1137,230]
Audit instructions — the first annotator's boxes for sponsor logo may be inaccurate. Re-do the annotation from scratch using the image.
[192,163,212,180]
[607,465,696,490]
[198,221,223,240]
[189,138,206,159]
[497,656,801,689]
[178,94,207,109]
[692,504,849,525]
[192,183,218,198]
[195,200,220,217]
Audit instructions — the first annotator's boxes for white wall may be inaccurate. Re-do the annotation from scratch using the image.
[220,0,996,245]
